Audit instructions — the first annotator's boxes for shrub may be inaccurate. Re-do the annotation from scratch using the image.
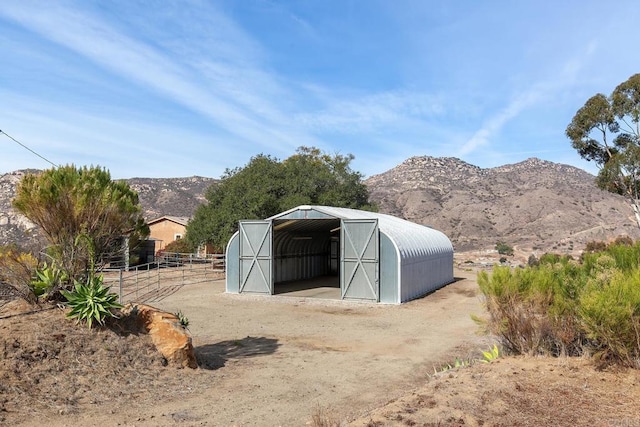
[0,244,38,301]
[495,241,514,256]
[538,253,573,266]
[164,238,193,254]
[603,242,640,272]
[585,240,607,253]
[478,264,587,357]
[580,269,640,367]
[613,235,634,246]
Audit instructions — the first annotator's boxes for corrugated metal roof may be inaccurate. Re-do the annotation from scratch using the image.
[268,205,453,263]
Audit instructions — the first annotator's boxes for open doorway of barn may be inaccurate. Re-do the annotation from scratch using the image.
[271,217,341,299]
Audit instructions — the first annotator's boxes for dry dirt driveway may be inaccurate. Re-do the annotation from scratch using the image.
[27,269,489,426]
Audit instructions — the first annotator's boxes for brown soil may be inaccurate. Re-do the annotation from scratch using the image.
[1,271,639,426]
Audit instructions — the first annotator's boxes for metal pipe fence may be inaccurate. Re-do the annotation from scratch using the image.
[102,253,225,304]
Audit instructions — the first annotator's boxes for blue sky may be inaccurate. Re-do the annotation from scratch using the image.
[2,1,640,179]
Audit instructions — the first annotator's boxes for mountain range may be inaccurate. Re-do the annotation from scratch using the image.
[365,156,639,254]
[1,157,638,256]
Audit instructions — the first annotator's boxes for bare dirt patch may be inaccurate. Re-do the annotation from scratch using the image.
[2,270,639,426]
[349,356,640,426]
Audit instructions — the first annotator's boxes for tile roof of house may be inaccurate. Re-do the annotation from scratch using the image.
[147,216,190,226]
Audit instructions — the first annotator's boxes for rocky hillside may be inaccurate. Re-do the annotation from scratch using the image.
[127,176,217,220]
[0,170,41,249]
[365,156,640,253]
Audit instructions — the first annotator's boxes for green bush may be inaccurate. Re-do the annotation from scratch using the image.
[477,242,640,366]
[478,264,586,356]
[164,238,193,254]
[495,241,514,256]
[580,269,640,366]
[538,253,573,266]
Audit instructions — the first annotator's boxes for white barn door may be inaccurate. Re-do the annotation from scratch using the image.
[239,220,273,294]
[341,219,379,301]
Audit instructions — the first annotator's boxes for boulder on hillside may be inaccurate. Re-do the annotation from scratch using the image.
[121,303,197,369]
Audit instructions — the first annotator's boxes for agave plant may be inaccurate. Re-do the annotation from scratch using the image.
[480,344,500,363]
[31,261,67,299]
[61,274,122,328]
[175,310,190,329]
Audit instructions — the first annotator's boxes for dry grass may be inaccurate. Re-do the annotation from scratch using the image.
[0,300,222,425]
[310,404,341,427]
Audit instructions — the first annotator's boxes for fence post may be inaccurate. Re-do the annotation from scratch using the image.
[119,269,123,304]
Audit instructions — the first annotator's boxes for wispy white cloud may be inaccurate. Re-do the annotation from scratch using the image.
[457,89,543,156]
[0,90,247,178]
[0,2,317,156]
[295,91,445,133]
[457,37,601,159]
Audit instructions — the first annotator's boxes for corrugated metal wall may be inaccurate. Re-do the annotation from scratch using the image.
[273,231,330,282]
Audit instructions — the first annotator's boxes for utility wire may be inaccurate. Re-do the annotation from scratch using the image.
[0,129,58,168]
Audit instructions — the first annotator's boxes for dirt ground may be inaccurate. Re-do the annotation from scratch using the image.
[1,269,640,426]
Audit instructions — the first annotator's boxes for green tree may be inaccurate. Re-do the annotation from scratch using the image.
[187,146,374,250]
[13,165,149,285]
[566,73,640,227]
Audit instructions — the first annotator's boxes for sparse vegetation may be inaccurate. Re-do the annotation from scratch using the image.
[310,404,340,427]
[432,344,502,375]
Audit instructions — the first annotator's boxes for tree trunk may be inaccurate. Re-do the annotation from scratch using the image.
[631,200,640,229]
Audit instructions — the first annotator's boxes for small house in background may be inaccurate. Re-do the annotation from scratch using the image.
[147,216,189,254]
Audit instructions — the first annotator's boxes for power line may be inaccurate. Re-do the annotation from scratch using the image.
[0,129,58,168]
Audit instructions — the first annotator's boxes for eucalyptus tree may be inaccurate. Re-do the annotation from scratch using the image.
[566,73,640,227]
[13,165,149,283]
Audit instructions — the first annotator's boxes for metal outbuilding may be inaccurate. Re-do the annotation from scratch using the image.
[225,205,454,304]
